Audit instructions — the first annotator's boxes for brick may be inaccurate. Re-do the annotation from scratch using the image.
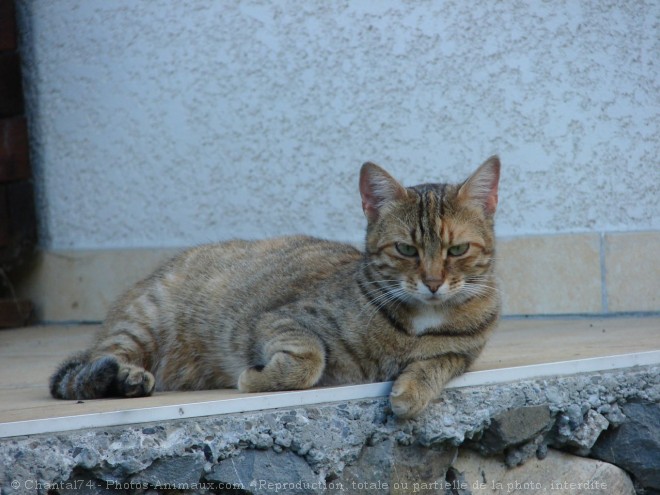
[0,117,30,181]
[0,0,17,52]
[0,52,24,118]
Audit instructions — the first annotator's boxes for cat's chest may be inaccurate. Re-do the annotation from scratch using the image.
[410,306,445,336]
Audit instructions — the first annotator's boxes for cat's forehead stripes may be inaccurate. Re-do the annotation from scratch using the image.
[408,184,448,245]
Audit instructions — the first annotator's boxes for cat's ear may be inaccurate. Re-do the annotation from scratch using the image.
[359,162,407,222]
[457,156,500,215]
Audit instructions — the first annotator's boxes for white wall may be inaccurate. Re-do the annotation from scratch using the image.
[17,0,659,250]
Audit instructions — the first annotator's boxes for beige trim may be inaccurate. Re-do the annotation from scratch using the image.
[497,234,603,315]
[15,248,180,322]
[13,232,658,322]
[604,231,660,312]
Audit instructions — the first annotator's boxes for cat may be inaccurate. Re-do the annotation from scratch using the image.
[50,156,501,418]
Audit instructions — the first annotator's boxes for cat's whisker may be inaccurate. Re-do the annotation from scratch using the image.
[465,277,500,288]
[359,284,400,300]
[364,289,411,328]
[456,282,501,300]
[465,275,499,284]
[360,285,412,325]
[362,295,396,323]
[364,287,407,307]
[361,259,393,269]
[365,293,402,314]
[359,279,403,286]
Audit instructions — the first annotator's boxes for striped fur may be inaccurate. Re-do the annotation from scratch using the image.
[50,157,501,418]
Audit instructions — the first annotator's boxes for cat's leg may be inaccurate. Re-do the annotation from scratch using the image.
[390,354,468,419]
[50,322,156,400]
[237,317,326,393]
[50,351,117,399]
[50,352,155,400]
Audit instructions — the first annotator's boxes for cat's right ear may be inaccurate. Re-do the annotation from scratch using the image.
[359,162,407,222]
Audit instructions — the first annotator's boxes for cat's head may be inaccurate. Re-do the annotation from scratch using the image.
[359,156,500,307]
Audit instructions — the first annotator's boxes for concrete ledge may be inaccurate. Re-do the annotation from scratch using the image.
[1,319,658,493]
[1,364,657,494]
[2,351,658,439]
[12,231,660,321]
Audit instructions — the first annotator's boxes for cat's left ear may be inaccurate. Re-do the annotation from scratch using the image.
[359,162,407,222]
[457,156,501,215]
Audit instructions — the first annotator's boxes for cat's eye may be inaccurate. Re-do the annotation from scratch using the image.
[395,243,418,257]
[448,243,470,257]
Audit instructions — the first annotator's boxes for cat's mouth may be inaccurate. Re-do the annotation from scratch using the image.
[416,291,451,306]
[410,280,454,305]
[423,295,445,306]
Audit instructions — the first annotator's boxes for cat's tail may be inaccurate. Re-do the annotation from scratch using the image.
[49,351,120,400]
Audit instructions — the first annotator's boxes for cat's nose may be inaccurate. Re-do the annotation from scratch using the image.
[424,279,443,293]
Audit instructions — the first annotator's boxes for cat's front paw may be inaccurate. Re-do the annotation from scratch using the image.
[390,376,432,419]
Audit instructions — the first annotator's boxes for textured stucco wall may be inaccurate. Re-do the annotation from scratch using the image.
[17,0,659,250]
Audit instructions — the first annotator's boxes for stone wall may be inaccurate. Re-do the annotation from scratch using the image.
[1,365,658,494]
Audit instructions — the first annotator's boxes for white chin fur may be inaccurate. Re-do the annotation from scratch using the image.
[411,306,445,335]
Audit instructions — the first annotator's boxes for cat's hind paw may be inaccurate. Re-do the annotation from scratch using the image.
[237,365,267,393]
[116,364,155,398]
[50,355,155,400]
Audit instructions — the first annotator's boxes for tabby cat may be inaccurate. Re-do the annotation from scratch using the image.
[50,156,501,418]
